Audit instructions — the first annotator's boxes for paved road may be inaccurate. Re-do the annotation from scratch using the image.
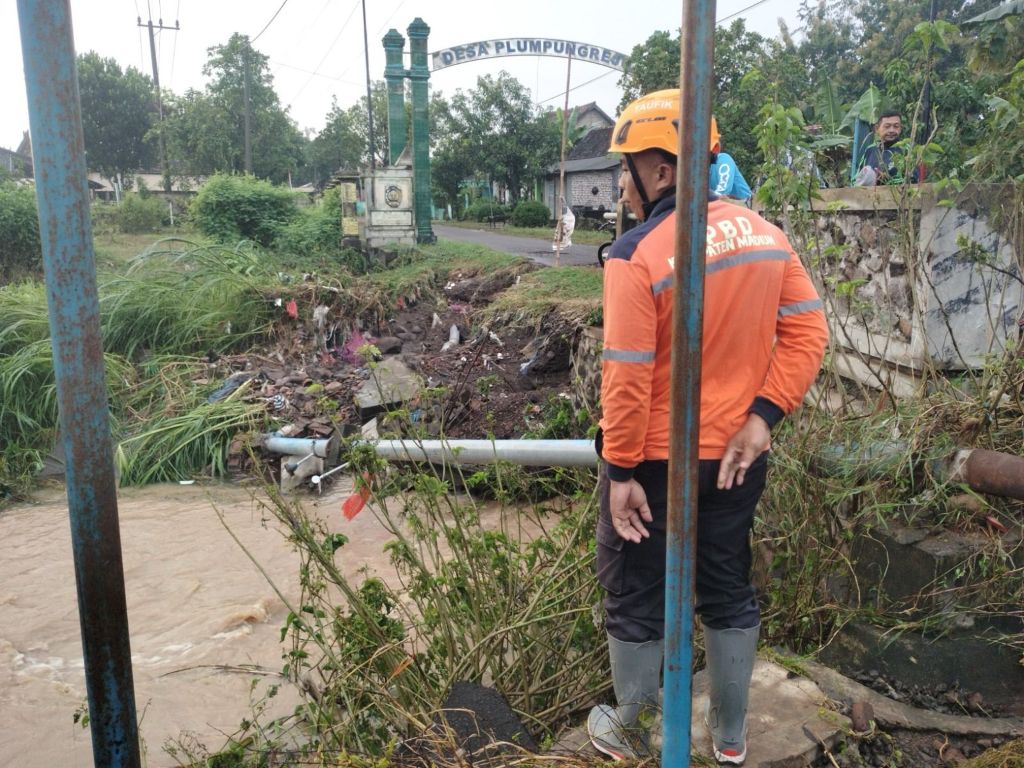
[433,224,601,268]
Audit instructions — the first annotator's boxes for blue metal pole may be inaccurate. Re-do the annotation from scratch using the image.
[664,1,716,766]
[16,2,141,766]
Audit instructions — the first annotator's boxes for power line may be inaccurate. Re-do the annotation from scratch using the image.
[271,58,363,86]
[537,67,616,106]
[134,0,145,69]
[285,0,361,109]
[717,0,775,24]
[252,0,292,44]
[374,0,406,36]
[169,0,181,88]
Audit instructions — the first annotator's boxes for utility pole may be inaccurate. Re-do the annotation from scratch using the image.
[243,40,253,174]
[361,0,376,169]
[137,14,179,194]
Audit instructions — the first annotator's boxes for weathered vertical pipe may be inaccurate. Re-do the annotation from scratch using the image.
[664,1,716,766]
[16,2,141,766]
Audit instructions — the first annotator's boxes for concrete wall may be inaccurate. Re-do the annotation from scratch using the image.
[776,184,1022,374]
[569,170,617,211]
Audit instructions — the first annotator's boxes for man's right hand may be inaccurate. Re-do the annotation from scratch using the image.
[608,478,653,543]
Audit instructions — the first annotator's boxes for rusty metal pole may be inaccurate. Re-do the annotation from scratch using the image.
[663,0,716,765]
[16,2,141,766]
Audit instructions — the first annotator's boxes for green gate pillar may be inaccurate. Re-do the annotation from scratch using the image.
[382,29,407,165]
[407,17,435,244]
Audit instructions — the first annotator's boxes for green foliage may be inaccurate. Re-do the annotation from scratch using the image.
[970,58,1024,181]
[616,29,679,108]
[275,188,344,256]
[510,200,550,228]
[615,3,1020,185]
[76,51,157,183]
[0,281,138,498]
[306,97,366,187]
[0,182,41,279]
[259,441,605,755]
[162,34,306,184]
[841,83,886,129]
[191,173,298,246]
[431,74,560,207]
[114,394,264,486]
[483,266,603,327]
[100,239,278,358]
[116,192,166,234]
[462,199,509,222]
[753,103,817,218]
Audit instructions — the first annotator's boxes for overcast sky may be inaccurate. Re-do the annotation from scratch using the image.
[1,0,802,151]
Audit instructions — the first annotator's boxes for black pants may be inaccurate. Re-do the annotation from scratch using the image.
[596,454,767,643]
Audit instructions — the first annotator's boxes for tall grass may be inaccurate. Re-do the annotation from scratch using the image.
[0,241,283,497]
[115,393,264,486]
[101,239,279,358]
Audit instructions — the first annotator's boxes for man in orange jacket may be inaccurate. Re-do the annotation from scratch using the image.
[587,90,828,765]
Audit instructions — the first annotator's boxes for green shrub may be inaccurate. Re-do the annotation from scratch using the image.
[91,201,119,236]
[191,173,298,247]
[116,192,165,233]
[463,199,509,222]
[510,199,550,228]
[276,187,342,254]
[0,182,42,279]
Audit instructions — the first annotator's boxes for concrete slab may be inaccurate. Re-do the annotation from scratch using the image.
[355,357,423,420]
[551,659,849,766]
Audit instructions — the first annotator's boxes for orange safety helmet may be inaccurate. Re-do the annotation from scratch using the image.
[609,88,721,155]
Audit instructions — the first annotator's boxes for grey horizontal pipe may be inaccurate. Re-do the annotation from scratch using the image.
[263,435,333,458]
[369,439,598,467]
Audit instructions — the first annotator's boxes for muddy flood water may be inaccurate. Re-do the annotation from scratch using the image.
[0,479,410,768]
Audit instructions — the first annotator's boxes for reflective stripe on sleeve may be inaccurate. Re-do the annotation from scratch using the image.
[651,275,673,296]
[603,349,656,363]
[706,248,789,275]
[778,298,824,317]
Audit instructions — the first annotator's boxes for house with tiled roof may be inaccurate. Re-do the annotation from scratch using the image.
[543,104,619,220]
[0,132,33,178]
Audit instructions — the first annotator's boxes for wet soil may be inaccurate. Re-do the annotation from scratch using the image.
[209,269,581,477]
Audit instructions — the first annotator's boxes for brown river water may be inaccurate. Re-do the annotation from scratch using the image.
[0,479,404,768]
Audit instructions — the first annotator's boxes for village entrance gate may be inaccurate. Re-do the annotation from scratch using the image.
[381,19,628,243]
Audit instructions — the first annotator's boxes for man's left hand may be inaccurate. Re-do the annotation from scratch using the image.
[717,414,771,490]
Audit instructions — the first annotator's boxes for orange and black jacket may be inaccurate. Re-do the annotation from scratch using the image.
[599,195,828,481]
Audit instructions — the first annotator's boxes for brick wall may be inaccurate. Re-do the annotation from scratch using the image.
[569,170,617,210]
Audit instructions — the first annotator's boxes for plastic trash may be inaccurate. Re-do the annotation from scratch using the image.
[441,324,461,352]
[853,165,877,187]
[207,373,252,403]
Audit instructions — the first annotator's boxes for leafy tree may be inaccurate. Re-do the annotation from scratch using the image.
[432,73,559,205]
[306,98,365,186]
[163,34,305,184]
[76,52,157,185]
[616,30,679,109]
[343,80,390,169]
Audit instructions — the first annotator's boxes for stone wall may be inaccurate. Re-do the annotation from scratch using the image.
[570,326,603,417]
[770,184,1022,379]
[568,170,617,212]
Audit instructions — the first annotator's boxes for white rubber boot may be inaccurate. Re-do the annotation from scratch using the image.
[704,624,759,765]
[587,634,663,761]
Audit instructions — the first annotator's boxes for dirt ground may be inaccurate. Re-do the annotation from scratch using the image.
[208,268,580,475]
